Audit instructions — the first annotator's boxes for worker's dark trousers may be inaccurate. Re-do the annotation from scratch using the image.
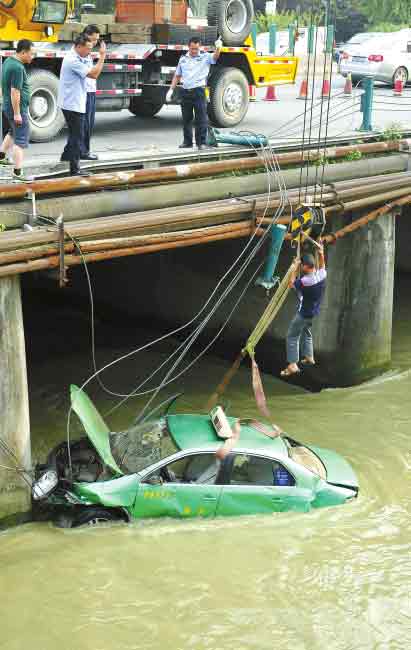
[81,92,96,155]
[181,87,208,146]
[61,109,84,171]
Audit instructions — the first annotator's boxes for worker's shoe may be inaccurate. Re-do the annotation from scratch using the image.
[80,152,98,160]
[12,171,33,183]
[179,142,193,148]
[69,162,90,177]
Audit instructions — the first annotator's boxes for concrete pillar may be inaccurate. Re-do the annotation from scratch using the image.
[314,209,396,386]
[0,276,31,517]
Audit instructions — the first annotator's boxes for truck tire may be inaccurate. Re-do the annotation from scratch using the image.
[207,0,254,47]
[129,97,164,118]
[27,69,65,143]
[208,67,249,127]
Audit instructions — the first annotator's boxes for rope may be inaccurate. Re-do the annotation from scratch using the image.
[205,261,295,410]
[244,263,294,356]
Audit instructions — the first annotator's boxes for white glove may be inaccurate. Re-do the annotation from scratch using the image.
[166,88,173,103]
[215,38,223,49]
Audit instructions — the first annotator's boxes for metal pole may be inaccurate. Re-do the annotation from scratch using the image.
[288,24,295,55]
[251,22,257,49]
[0,54,3,144]
[308,25,315,55]
[255,223,287,290]
[269,24,277,55]
[360,77,374,132]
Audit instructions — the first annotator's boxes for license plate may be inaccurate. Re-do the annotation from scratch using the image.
[352,56,367,63]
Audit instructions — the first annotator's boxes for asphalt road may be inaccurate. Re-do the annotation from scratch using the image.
[25,75,411,168]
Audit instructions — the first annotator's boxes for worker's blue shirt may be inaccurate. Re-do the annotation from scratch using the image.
[58,49,89,113]
[294,268,327,319]
[175,51,216,89]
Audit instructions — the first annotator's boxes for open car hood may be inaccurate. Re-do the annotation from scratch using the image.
[310,445,358,489]
[70,385,123,476]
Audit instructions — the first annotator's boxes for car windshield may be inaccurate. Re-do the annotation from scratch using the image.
[110,417,178,474]
[284,437,327,479]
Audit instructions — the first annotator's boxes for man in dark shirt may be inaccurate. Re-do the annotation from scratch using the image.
[0,39,34,180]
[281,246,327,378]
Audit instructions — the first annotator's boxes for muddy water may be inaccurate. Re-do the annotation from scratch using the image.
[0,276,410,649]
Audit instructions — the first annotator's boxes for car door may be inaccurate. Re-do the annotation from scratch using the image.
[132,451,223,519]
[217,452,311,516]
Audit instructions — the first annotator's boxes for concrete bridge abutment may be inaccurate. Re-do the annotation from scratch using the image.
[0,276,31,516]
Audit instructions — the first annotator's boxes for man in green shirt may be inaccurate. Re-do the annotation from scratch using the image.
[0,39,34,180]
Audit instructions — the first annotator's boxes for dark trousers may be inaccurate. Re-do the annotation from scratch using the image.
[181,87,208,146]
[61,109,84,168]
[81,92,96,155]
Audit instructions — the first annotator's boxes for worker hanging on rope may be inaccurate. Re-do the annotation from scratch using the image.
[280,244,326,378]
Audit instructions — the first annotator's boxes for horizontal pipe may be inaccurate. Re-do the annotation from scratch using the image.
[0,140,405,202]
[0,221,260,265]
[0,225,264,278]
[1,171,411,254]
[0,155,408,230]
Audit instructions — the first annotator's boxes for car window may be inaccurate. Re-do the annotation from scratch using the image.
[143,453,220,485]
[229,454,295,487]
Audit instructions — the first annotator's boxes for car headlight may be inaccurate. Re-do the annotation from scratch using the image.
[32,470,58,501]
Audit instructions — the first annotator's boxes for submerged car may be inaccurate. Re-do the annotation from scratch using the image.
[32,386,359,527]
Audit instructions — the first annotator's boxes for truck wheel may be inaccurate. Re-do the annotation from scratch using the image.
[129,98,164,118]
[208,67,249,127]
[208,0,254,47]
[28,69,65,142]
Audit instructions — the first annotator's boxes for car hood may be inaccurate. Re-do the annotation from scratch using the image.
[309,445,358,489]
[70,384,123,476]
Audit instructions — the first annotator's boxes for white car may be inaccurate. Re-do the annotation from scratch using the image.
[339,29,411,86]
[335,32,382,62]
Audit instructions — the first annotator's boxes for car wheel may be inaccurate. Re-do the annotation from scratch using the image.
[208,67,249,127]
[71,508,125,528]
[207,0,254,47]
[27,69,65,142]
[392,66,408,87]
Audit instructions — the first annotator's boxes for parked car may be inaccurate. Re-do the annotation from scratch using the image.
[334,32,382,63]
[32,385,359,527]
[339,29,411,86]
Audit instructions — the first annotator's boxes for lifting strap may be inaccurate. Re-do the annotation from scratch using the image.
[205,262,295,412]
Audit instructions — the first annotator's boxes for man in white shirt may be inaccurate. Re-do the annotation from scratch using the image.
[166,37,222,150]
[58,34,106,175]
[80,25,101,161]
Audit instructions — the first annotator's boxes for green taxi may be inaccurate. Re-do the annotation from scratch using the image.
[32,386,359,527]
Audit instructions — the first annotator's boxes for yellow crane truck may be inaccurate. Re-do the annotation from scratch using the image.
[0,0,298,142]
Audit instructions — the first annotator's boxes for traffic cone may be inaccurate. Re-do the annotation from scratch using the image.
[249,84,257,102]
[297,78,309,100]
[321,78,331,99]
[263,85,279,101]
[393,78,403,96]
[343,73,353,96]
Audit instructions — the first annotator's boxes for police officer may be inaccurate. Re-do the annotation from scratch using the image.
[166,37,222,150]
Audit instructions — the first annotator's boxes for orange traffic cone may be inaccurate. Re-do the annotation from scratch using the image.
[249,84,257,102]
[343,73,353,96]
[393,78,403,96]
[264,85,279,101]
[321,78,331,99]
[297,78,309,99]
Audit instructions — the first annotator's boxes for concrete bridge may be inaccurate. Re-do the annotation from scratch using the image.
[0,142,410,513]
